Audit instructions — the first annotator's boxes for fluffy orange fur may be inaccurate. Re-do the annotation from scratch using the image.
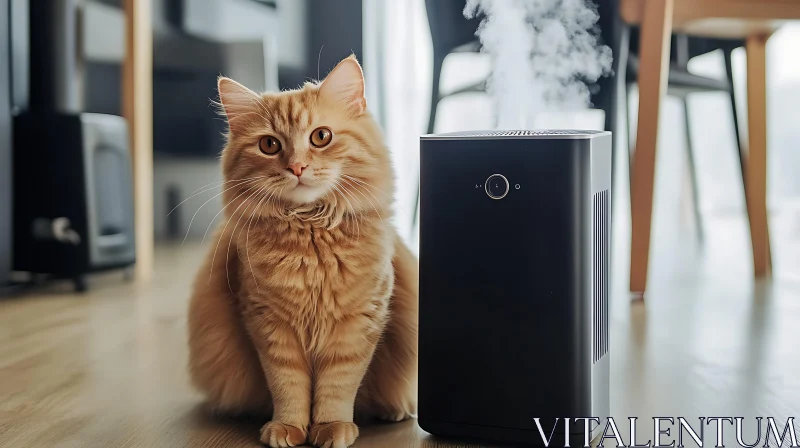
[186,56,418,448]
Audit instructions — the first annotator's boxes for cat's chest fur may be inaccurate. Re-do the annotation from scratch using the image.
[237,215,394,322]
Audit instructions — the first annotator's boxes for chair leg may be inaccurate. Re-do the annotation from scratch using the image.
[744,34,772,277]
[682,96,704,244]
[724,48,746,183]
[629,0,674,295]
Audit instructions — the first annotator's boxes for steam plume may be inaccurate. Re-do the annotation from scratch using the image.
[464,0,612,129]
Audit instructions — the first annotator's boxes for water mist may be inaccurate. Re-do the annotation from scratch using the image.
[463,0,613,129]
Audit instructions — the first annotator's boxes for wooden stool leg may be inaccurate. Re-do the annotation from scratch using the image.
[629,0,674,294]
[745,34,772,277]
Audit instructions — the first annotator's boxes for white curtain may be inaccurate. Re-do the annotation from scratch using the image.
[364,0,432,253]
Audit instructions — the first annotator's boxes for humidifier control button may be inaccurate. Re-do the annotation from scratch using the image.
[485,174,509,200]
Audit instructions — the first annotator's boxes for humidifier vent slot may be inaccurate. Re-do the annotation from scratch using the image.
[593,189,609,364]
[425,130,605,138]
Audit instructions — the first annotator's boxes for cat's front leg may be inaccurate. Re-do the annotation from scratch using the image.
[246,316,312,448]
[310,309,386,448]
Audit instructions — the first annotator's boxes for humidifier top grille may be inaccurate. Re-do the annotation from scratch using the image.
[421,130,609,140]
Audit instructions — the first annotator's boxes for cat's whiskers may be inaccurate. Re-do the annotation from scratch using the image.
[341,173,406,217]
[333,180,367,242]
[167,176,268,217]
[310,201,328,220]
[234,183,275,287]
[328,183,352,232]
[226,184,270,294]
[208,184,265,284]
[340,174,387,196]
[182,178,265,245]
[331,182,360,241]
[336,180,364,237]
[274,187,284,211]
[232,186,265,266]
[245,185,279,293]
[206,184,259,280]
[341,177,384,226]
[337,180,366,238]
[201,180,270,244]
[340,174,393,204]
[265,186,285,221]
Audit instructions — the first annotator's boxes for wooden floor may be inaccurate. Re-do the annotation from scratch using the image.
[1,200,799,447]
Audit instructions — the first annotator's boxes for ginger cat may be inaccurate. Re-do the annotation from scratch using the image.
[186,56,418,448]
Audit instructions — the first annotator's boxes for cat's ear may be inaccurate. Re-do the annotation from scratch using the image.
[217,77,261,132]
[319,55,366,117]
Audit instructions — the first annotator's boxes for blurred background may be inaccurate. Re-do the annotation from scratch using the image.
[0,0,799,288]
[1,2,800,446]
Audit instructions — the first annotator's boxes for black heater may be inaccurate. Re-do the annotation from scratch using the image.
[12,0,135,291]
[417,130,611,446]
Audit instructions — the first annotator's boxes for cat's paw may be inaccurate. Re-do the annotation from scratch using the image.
[259,421,307,447]
[309,421,359,448]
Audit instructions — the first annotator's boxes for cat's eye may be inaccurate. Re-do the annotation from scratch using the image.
[259,136,282,155]
[310,127,333,148]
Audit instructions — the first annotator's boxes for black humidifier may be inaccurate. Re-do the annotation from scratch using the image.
[417,130,611,445]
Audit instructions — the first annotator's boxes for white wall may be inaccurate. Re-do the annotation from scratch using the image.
[153,157,224,241]
[82,1,125,63]
[180,0,306,70]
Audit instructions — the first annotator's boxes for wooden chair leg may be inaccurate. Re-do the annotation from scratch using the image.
[745,34,772,277]
[629,0,674,295]
[123,0,154,281]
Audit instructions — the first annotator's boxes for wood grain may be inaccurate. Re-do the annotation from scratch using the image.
[676,18,787,40]
[1,224,799,447]
[744,34,772,277]
[0,243,495,448]
[629,0,674,294]
[621,0,800,36]
[122,0,154,281]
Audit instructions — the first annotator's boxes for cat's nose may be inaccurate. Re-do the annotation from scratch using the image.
[287,162,308,177]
